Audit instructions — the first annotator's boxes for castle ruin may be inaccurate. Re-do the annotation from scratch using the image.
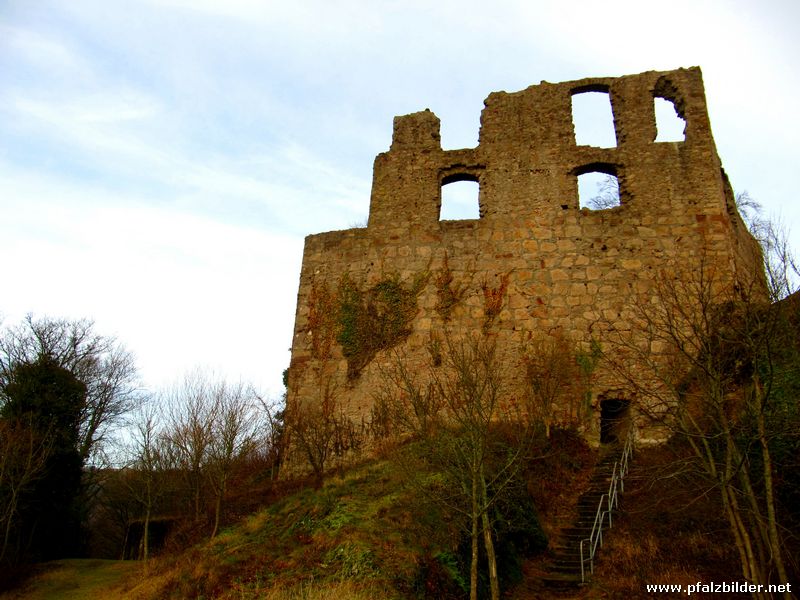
[287,67,762,445]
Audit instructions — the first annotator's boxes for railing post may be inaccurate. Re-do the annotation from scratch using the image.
[580,539,586,582]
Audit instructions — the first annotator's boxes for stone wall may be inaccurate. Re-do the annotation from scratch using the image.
[286,67,763,444]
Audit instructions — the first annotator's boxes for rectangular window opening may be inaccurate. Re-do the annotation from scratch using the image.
[440,180,481,220]
[572,91,617,148]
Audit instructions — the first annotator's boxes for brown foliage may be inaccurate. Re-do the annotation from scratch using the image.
[520,331,592,435]
[307,281,338,361]
[481,273,510,331]
[286,383,366,483]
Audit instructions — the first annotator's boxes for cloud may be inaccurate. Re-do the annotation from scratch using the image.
[0,164,302,394]
[0,24,91,78]
[1,0,798,396]
[2,82,370,236]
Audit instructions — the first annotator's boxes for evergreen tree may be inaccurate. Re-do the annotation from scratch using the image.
[1,356,86,561]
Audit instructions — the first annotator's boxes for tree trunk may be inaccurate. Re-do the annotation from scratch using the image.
[0,492,18,564]
[749,378,791,594]
[194,476,201,522]
[469,470,479,600]
[120,524,129,560]
[211,474,226,539]
[142,507,150,562]
[142,476,152,563]
[730,487,766,597]
[211,494,222,539]
[480,469,500,600]
[481,517,499,600]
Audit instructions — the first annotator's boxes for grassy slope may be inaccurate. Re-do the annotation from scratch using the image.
[115,456,461,599]
[111,432,589,600]
[0,560,138,600]
[4,435,755,599]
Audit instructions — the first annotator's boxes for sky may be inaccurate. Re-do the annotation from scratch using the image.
[1,0,798,399]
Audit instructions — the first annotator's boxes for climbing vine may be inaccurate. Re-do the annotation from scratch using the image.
[481,273,510,331]
[337,272,428,379]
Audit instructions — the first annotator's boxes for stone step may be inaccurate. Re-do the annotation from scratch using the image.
[560,530,592,539]
[536,441,632,588]
[576,509,605,519]
[550,564,584,576]
[551,558,583,568]
[541,573,583,589]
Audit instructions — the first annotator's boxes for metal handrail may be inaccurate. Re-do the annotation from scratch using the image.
[580,427,635,583]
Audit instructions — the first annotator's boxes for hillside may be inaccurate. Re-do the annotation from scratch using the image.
[4,363,798,600]
[110,435,557,600]
[5,430,774,600]
[1,431,584,599]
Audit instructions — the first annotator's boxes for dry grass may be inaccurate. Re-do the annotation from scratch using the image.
[0,559,138,600]
[585,444,750,599]
[220,578,398,600]
[507,441,752,599]
[102,457,458,599]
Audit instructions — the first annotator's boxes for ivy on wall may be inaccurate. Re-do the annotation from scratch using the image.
[337,272,428,379]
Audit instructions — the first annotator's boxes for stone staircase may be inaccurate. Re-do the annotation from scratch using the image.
[541,442,626,589]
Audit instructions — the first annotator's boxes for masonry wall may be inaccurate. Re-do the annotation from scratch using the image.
[287,67,763,444]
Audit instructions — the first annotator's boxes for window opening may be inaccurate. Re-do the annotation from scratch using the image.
[600,399,630,444]
[578,172,619,210]
[654,97,686,142]
[440,179,480,220]
[571,90,617,148]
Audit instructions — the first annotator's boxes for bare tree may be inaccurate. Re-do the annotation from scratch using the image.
[588,174,621,210]
[520,331,588,436]
[206,382,260,538]
[373,350,443,440]
[736,191,799,302]
[163,372,217,523]
[157,372,281,538]
[383,335,534,600]
[253,393,285,481]
[125,401,170,562]
[286,379,364,484]
[601,251,797,598]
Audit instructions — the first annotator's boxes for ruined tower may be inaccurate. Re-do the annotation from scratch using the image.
[287,67,762,444]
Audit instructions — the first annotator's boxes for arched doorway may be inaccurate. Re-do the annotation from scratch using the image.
[600,399,630,444]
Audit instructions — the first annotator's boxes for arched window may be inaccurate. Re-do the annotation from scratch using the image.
[575,164,620,210]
